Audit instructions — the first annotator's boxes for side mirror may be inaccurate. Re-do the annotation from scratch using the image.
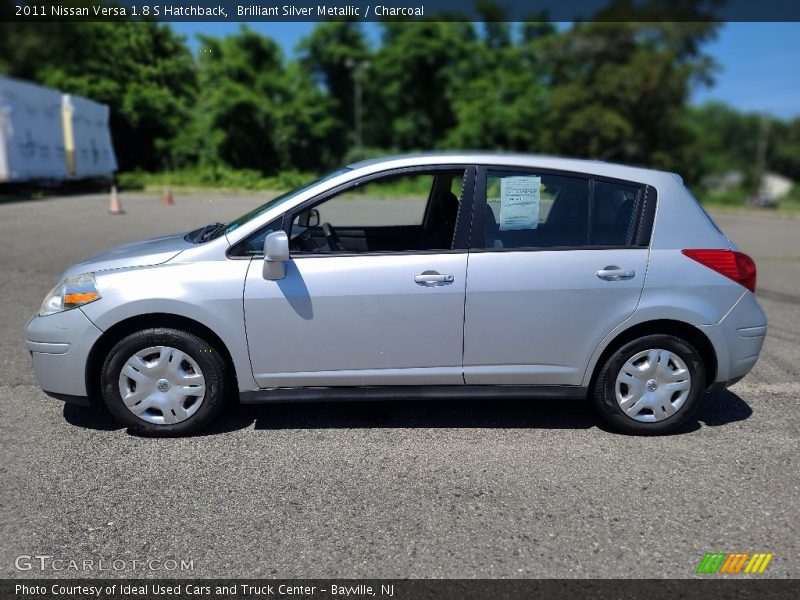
[298,208,320,228]
[263,230,290,280]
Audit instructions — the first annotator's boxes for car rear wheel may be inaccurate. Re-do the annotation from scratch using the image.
[100,328,228,436]
[592,334,706,434]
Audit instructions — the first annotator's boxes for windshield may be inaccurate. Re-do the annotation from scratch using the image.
[208,168,351,240]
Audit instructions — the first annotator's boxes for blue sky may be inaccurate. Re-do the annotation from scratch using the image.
[170,22,800,118]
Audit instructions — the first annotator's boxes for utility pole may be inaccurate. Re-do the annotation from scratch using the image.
[346,58,370,153]
[752,111,771,203]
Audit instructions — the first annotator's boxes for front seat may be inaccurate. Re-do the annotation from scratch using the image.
[423,191,460,249]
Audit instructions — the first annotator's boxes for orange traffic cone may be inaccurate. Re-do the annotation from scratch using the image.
[108,185,124,215]
[162,186,174,206]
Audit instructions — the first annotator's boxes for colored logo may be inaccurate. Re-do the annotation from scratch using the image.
[696,552,773,574]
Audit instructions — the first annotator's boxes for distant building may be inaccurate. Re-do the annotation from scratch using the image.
[760,172,793,199]
[702,169,794,200]
[702,170,745,194]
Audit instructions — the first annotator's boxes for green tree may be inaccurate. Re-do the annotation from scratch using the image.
[770,118,800,181]
[273,62,340,172]
[687,104,800,184]
[1,3,765,187]
[364,22,478,150]
[443,32,550,151]
[181,27,339,175]
[0,18,196,171]
[686,102,760,177]
[539,17,719,181]
[296,21,369,161]
[187,28,285,172]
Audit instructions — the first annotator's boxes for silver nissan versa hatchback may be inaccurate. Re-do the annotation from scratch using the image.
[25,154,767,436]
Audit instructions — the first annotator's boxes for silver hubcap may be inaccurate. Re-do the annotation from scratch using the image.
[615,348,692,423]
[118,346,206,425]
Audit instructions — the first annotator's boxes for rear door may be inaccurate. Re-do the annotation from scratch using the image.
[463,167,653,386]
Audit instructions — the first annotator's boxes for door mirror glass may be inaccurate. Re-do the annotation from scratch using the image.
[263,230,290,280]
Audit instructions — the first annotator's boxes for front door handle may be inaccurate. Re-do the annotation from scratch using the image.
[597,266,635,281]
[414,271,454,287]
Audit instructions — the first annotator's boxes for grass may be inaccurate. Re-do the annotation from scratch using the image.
[118,167,441,200]
[117,167,315,194]
[693,187,800,217]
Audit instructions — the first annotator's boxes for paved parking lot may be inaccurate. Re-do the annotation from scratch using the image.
[1,192,798,578]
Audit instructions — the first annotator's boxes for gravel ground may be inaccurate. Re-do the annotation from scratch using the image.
[0,193,797,579]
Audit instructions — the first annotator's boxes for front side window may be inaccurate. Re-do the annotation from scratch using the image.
[483,171,643,249]
[289,170,466,254]
[214,168,350,241]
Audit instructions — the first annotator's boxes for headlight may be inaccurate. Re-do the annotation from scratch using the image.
[39,273,101,316]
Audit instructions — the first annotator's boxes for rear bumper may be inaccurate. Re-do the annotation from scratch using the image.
[700,291,767,387]
[24,308,103,398]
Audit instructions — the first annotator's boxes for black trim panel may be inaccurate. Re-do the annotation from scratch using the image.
[290,248,469,259]
[634,185,657,246]
[467,245,641,254]
[240,385,588,404]
[452,166,476,250]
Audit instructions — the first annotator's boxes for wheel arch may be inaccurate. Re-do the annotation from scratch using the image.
[85,313,239,404]
[585,319,718,391]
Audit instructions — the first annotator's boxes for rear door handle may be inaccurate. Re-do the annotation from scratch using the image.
[597,266,635,281]
[414,271,454,287]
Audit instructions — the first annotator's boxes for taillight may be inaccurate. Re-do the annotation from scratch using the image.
[682,249,756,293]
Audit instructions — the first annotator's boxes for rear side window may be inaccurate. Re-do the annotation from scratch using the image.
[484,171,589,248]
[483,170,644,249]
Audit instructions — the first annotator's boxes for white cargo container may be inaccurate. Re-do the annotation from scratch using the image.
[62,93,117,180]
[0,77,68,182]
[0,76,117,184]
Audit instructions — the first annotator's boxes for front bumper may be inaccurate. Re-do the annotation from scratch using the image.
[25,308,103,399]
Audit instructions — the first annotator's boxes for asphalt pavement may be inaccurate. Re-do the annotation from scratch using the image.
[0,192,797,578]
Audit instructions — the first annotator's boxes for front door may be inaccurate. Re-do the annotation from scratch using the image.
[243,167,473,388]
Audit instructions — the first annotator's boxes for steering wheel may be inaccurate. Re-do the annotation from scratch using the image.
[322,222,343,252]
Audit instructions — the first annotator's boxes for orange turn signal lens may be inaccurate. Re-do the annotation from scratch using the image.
[64,292,99,304]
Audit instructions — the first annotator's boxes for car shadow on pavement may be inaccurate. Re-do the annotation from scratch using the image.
[234,398,599,432]
[208,388,755,435]
[63,403,124,431]
[687,389,753,429]
[62,389,752,436]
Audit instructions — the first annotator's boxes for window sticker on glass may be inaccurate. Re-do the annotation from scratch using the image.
[499,176,541,231]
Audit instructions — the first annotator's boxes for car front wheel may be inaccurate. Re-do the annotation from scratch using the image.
[100,328,228,436]
[592,334,706,434]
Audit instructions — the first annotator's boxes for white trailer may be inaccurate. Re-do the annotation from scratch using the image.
[0,77,68,183]
[0,76,117,184]
[62,93,117,180]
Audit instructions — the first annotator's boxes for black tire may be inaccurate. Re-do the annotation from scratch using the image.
[592,334,706,435]
[100,328,228,436]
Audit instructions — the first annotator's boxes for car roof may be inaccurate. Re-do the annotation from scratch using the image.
[346,152,681,186]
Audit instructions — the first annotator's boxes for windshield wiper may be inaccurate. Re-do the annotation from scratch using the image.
[196,222,226,243]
